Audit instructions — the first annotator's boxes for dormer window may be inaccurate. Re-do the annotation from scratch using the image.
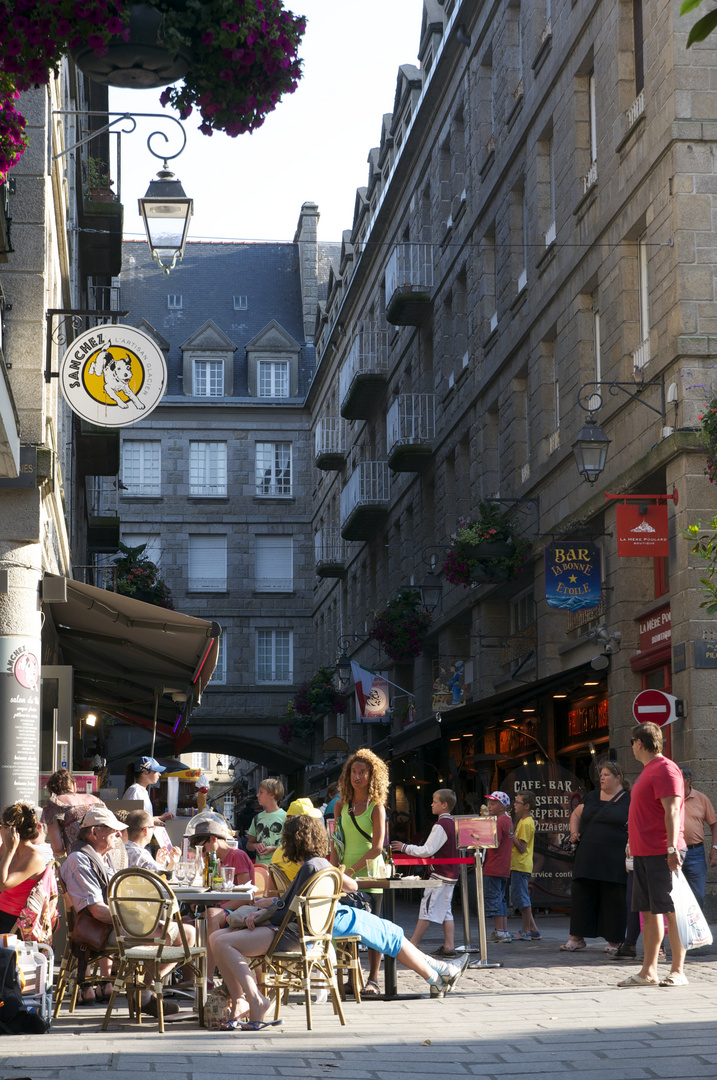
[258,359,289,398]
[194,358,224,396]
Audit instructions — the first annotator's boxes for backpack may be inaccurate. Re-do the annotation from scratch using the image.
[15,865,58,946]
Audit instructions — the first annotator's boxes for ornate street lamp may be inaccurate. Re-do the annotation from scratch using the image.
[418,569,443,613]
[335,651,352,689]
[138,165,194,275]
[572,418,611,484]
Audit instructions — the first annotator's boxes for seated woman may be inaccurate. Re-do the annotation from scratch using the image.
[0,803,47,934]
[209,815,469,1030]
[40,768,103,857]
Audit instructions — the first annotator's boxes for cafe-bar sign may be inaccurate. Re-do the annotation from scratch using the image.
[544,541,602,611]
[59,325,167,427]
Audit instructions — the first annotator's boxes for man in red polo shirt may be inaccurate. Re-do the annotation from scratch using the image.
[620,721,686,988]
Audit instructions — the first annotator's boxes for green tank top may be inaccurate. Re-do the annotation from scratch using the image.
[340,801,382,886]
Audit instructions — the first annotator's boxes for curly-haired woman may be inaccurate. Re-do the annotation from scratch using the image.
[40,768,103,856]
[0,803,46,933]
[329,748,389,996]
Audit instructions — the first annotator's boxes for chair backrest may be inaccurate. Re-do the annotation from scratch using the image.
[295,866,343,941]
[15,863,59,945]
[253,864,273,897]
[108,867,182,959]
[268,864,291,894]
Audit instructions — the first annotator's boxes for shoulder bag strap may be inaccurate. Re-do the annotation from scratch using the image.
[580,789,625,835]
[347,805,374,842]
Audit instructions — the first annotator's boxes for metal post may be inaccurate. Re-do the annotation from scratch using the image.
[455,848,480,954]
[469,849,502,969]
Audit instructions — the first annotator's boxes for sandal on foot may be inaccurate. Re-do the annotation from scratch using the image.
[617,974,659,987]
[559,940,586,952]
[659,972,688,987]
[361,980,381,996]
[222,1018,284,1031]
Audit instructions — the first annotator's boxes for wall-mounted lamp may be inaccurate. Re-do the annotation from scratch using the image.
[84,713,97,728]
[418,568,443,613]
[573,377,671,484]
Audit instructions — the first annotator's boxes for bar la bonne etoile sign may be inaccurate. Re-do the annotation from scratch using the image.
[59,325,167,427]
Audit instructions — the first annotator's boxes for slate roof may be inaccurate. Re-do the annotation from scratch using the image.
[120,239,332,399]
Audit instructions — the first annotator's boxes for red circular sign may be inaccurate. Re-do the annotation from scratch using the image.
[632,689,673,726]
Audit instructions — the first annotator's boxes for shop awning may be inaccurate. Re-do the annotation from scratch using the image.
[43,575,220,747]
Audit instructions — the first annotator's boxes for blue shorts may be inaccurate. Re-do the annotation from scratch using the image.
[510,870,532,911]
[483,874,509,917]
[332,904,404,958]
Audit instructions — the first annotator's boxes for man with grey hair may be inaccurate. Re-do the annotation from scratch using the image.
[680,767,717,912]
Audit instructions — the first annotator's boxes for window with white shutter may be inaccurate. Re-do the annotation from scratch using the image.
[190,441,227,496]
[258,360,289,398]
[255,442,291,496]
[255,536,292,591]
[210,632,226,683]
[122,441,161,496]
[256,629,292,682]
[188,534,227,591]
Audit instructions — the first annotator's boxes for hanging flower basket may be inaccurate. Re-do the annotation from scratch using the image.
[368,588,432,664]
[444,502,531,589]
[71,1,193,90]
[113,540,175,609]
[281,666,347,745]
[698,397,717,484]
[0,0,306,182]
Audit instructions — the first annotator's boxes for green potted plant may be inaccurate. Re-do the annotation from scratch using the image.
[698,397,717,485]
[368,588,432,664]
[281,666,347,745]
[113,541,174,609]
[443,501,531,588]
[84,156,115,202]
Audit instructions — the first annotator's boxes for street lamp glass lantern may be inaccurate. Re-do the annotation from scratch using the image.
[419,570,443,613]
[138,167,193,275]
[336,652,352,689]
[572,420,611,484]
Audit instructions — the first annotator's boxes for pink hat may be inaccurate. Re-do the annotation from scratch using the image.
[487,791,511,808]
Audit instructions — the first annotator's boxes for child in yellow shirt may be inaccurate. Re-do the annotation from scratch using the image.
[510,791,540,941]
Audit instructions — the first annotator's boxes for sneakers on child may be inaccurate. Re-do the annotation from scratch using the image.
[495,932,513,943]
[488,931,503,943]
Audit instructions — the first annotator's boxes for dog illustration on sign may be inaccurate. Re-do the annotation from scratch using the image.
[88,349,145,409]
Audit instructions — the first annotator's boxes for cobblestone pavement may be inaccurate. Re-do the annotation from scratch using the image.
[5,909,717,1079]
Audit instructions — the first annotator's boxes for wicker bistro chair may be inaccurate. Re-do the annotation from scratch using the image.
[250,865,345,1031]
[102,867,207,1033]
[54,874,119,1018]
[333,933,365,1002]
[268,864,291,894]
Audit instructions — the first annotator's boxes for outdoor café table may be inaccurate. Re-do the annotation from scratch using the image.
[169,884,257,1007]
[354,875,442,1000]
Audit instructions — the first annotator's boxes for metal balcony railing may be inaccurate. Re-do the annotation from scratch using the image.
[339,327,389,418]
[340,462,390,527]
[314,417,347,466]
[385,243,434,301]
[314,527,346,567]
[386,394,435,454]
[86,475,119,517]
[626,89,645,129]
[73,563,118,590]
[632,337,650,370]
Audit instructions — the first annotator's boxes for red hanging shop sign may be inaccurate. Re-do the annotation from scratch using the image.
[606,491,676,557]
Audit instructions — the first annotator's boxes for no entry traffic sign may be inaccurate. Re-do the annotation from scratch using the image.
[632,689,682,727]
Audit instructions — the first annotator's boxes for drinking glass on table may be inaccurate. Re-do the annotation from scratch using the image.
[176,861,192,885]
[221,866,235,891]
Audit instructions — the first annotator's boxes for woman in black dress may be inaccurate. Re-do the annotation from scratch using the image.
[560,761,630,952]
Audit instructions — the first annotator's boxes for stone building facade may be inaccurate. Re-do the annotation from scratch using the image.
[304,0,717,894]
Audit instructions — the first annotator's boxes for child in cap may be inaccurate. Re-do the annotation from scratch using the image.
[483,791,514,943]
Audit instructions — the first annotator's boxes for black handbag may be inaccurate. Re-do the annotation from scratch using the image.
[340,889,372,913]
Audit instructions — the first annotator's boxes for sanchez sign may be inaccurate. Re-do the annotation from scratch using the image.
[59,325,167,427]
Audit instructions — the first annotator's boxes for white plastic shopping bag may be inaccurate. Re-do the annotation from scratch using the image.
[671,868,713,950]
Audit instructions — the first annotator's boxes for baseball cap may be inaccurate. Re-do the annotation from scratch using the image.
[487,791,511,808]
[82,805,126,832]
[286,798,323,819]
[135,756,165,773]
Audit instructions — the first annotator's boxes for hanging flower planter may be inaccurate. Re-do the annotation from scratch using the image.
[71,2,193,90]
[444,502,531,589]
[281,666,347,745]
[0,0,306,182]
[368,588,432,664]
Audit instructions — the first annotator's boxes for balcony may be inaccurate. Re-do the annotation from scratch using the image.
[340,462,390,541]
[314,527,347,578]
[386,394,435,471]
[339,327,388,420]
[85,475,120,550]
[385,243,434,326]
[314,417,347,470]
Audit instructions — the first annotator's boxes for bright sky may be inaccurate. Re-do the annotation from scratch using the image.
[109,0,424,247]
